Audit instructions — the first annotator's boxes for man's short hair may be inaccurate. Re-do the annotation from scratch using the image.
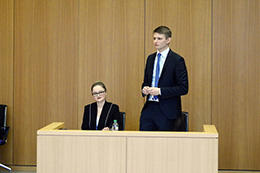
[153,26,172,39]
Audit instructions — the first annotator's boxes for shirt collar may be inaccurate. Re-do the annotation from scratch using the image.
[157,47,170,58]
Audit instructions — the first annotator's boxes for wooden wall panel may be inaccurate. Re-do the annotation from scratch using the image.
[78,0,144,130]
[0,0,14,164]
[213,0,260,170]
[145,0,211,131]
[14,0,79,165]
[3,0,258,170]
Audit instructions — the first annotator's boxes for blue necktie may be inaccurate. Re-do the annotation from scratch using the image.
[154,53,161,99]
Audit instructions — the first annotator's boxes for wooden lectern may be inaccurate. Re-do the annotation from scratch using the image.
[37,122,218,173]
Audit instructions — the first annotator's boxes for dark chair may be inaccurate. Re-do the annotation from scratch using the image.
[119,112,126,130]
[182,111,189,131]
[173,111,189,131]
[0,104,12,172]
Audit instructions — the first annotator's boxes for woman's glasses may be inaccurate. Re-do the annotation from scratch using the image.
[92,91,105,97]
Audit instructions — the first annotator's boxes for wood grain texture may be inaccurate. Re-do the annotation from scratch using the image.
[38,135,126,173]
[2,0,259,169]
[212,0,260,170]
[37,123,218,173]
[0,0,14,165]
[14,0,79,164]
[128,137,217,173]
[78,0,144,130]
[145,0,212,131]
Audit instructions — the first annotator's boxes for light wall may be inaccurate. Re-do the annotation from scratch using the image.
[0,0,259,170]
[0,0,14,165]
[212,0,260,169]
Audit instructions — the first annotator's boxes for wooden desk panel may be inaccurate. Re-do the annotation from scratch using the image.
[37,135,126,173]
[127,137,217,173]
[37,123,218,173]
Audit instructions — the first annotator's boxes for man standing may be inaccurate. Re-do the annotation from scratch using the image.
[140,26,188,131]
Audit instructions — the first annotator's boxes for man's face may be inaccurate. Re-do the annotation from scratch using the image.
[153,33,171,52]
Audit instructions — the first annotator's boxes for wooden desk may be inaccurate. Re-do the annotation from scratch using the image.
[37,123,218,173]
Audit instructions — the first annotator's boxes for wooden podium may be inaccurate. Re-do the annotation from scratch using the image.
[37,123,218,173]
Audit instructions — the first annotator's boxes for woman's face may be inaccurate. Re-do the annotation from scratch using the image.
[92,85,106,103]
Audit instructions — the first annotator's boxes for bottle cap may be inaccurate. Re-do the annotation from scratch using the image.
[114,120,117,123]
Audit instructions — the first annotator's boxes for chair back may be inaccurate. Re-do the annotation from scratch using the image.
[0,104,9,145]
[119,112,126,130]
[0,104,7,128]
[182,111,189,131]
[173,111,189,131]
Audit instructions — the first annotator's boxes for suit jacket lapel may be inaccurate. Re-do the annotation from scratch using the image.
[91,103,97,129]
[148,54,156,84]
[159,49,172,82]
[97,101,109,129]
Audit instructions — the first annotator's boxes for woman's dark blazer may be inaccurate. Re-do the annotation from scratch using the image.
[81,101,122,130]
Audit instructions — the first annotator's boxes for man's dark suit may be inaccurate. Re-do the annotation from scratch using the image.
[140,49,188,130]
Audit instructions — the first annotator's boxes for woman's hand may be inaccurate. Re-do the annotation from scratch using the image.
[102,127,110,131]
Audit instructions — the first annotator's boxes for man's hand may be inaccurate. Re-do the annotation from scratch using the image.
[142,86,160,96]
[142,86,150,95]
[147,87,160,96]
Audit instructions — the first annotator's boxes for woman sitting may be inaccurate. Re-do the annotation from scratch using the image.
[81,81,121,130]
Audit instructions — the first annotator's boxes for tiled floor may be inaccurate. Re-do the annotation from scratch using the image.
[220,172,260,173]
[219,171,260,173]
[1,168,260,173]
[2,171,260,173]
